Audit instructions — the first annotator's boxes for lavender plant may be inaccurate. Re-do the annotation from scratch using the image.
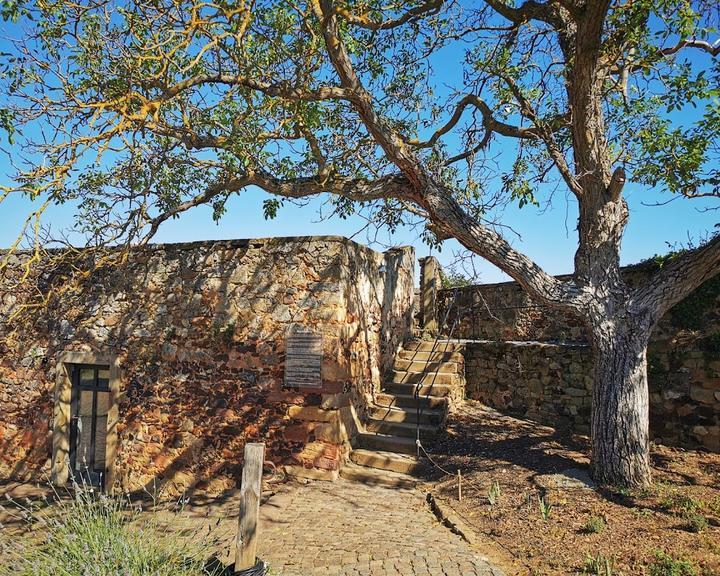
[0,482,227,576]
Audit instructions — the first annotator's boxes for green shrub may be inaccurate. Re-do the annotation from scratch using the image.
[659,491,700,515]
[683,511,708,533]
[0,485,226,576]
[709,496,720,516]
[648,551,697,576]
[583,515,606,534]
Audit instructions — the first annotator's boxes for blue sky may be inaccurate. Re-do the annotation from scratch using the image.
[3,176,716,283]
[1,8,718,284]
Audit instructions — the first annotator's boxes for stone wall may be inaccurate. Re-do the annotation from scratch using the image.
[464,339,720,451]
[439,277,585,342]
[0,236,414,492]
[437,265,720,452]
[438,265,720,345]
[464,341,594,433]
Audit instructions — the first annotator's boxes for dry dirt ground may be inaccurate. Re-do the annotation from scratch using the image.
[427,401,720,576]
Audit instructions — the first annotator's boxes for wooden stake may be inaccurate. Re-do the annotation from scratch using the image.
[235,443,265,572]
[457,470,462,502]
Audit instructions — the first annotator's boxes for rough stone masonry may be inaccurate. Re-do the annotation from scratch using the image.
[437,262,720,452]
[0,236,414,493]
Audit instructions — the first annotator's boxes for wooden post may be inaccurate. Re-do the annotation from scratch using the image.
[235,442,264,573]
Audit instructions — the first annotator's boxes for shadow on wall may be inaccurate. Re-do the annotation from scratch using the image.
[0,237,414,494]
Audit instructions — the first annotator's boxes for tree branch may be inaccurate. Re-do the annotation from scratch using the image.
[659,38,720,58]
[143,171,413,242]
[154,74,353,102]
[406,94,543,149]
[421,183,585,308]
[632,234,720,319]
[334,0,445,31]
[498,73,582,196]
[482,0,566,27]
[313,0,426,188]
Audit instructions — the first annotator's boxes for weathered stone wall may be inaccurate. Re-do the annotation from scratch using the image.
[438,265,720,345]
[464,341,594,433]
[439,278,585,342]
[0,236,414,491]
[464,339,720,451]
[442,268,720,452]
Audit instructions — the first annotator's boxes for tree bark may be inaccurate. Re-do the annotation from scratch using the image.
[589,315,653,487]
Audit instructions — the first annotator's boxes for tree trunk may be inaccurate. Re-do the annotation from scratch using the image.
[590,318,653,487]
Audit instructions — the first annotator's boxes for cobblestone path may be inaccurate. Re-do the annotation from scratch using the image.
[256,479,504,576]
[0,478,505,576]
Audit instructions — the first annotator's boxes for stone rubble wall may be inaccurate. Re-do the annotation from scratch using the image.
[441,266,720,452]
[464,341,594,435]
[0,236,414,492]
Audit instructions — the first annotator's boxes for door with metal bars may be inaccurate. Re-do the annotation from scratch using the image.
[69,364,110,488]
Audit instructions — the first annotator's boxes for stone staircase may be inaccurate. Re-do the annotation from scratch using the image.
[340,340,465,487]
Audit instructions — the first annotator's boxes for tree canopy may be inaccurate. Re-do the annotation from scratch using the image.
[1,0,719,487]
[0,0,717,253]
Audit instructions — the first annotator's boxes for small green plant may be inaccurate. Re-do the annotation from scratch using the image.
[648,551,697,576]
[583,515,606,534]
[709,495,720,516]
[488,480,501,507]
[538,495,552,521]
[584,553,615,575]
[659,490,700,515]
[683,511,708,533]
[0,483,226,576]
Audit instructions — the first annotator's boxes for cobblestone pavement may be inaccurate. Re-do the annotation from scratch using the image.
[0,478,504,576]
[255,479,504,576]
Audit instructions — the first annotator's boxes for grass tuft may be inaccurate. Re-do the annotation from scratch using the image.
[0,483,226,576]
[583,552,615,575]
[487,480,501,507]
[538,495,552,521]
[583,515,606,534]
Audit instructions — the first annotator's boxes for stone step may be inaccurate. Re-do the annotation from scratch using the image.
[368,405,445,425]
[391,370,460,387]
[350,449,427,475]
[393,358,462,374]
[403,340,464,353]
[375,393,448,410]
[365,418,439,438]
[384,381,453,397]
[357,432,418,455]
[339,462,419,489]
[398,349,464,363]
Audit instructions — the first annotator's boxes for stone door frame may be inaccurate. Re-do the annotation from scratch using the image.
[51,351,122,491]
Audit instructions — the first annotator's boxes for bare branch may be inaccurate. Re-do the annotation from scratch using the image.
[406,94,543,149]
[659,38,720,58]
[313,0,426,188]
[632,235,720,319]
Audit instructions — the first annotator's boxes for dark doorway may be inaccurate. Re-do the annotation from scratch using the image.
[69,364,110,488]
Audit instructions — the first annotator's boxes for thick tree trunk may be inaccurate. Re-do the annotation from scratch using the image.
[590,319,653,487]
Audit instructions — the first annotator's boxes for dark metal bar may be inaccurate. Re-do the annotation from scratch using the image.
[89,368,98,478]
[69,365,79,479]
